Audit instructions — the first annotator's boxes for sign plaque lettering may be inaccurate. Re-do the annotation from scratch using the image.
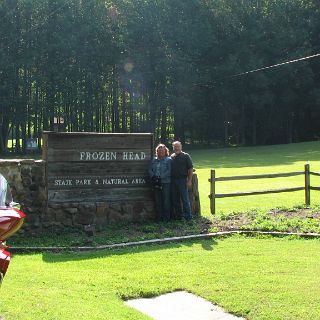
[42,132,153,204]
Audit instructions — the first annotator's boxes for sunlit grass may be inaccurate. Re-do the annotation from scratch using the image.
[2,141,320,320]
[189,141,320,216]
[1,235,320,320]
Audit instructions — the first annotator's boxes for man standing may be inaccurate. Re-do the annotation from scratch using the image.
[170,141,193,220]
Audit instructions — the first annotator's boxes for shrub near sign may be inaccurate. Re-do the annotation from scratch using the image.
[43,132,154,223]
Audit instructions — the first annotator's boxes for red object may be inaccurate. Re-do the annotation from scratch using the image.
[0,174,26,284]
[0,248,10,279]
[0,208,26,241]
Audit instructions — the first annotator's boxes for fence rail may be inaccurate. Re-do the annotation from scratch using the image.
[208,164,320,214]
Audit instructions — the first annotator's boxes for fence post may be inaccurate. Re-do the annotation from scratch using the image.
[305,164,310,206]
[210,169,216,214]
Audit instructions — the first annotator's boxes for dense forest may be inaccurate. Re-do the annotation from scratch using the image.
[1,0,320,153]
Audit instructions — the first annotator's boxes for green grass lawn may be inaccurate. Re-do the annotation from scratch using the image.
[1,235,320,320]
[3,141,320,320]
[189,141,320,217]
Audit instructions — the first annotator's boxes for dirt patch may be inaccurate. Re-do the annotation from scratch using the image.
[267,208,320,219]
[210,208,320,233]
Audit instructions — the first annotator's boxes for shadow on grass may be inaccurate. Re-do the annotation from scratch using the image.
[39,236,219,263]
[9,216,219,262]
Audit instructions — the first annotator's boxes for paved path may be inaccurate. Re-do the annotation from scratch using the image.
[125,291,245,320]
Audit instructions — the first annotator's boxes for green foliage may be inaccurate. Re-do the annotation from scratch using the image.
[242,212,320,233]
[1,0,320,153]
[7,218,210,247]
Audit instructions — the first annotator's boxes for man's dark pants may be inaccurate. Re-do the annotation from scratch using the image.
[171,177,192,220]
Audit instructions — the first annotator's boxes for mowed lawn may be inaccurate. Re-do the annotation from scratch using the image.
[2,141,320,320]
[189,141,320,216]
[1,235,320,320]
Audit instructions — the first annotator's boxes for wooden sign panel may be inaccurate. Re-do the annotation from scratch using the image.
[42,132,153,203]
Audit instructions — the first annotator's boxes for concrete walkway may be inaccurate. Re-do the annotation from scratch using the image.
[125,291,245,320]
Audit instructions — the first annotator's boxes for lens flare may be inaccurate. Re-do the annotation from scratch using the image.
[124,62,134,73]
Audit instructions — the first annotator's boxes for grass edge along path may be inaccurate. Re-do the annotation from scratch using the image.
[8,206,320,248]
[9,229,320,253]
[2,234,320,320]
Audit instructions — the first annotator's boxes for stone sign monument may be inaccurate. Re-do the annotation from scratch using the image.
[0,132,200,232]
[43,132,155,225]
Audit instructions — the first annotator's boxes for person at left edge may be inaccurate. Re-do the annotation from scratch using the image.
[148,144,171,222]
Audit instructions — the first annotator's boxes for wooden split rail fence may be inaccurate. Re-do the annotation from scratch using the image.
[208,164,320,214]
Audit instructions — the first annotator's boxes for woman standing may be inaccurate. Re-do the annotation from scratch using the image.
[148,144,171,222]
